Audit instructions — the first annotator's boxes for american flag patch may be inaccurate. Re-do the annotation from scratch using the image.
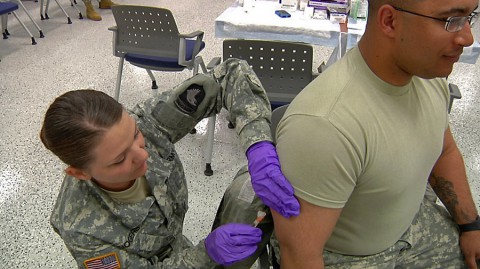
[84,252,120,269]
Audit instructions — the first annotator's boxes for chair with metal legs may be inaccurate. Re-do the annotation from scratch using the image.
[13,0,44,37]
[209,39,317,177]
[109,5,220,176]
[1,1,43,45]
[40,0,83,23]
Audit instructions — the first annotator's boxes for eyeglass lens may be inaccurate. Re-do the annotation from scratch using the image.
[447,14,479,32]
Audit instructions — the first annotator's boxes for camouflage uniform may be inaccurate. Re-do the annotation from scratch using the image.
[267,194,468,269]
[211,166,273,269]
[50,59,274,269]
[319,197,466,269]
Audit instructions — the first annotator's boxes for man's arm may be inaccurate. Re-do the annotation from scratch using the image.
[272,198,342,269]
[429,127,478,223]
[429,127,480,268]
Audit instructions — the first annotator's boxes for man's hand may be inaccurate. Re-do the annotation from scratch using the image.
[247,141,300,218]
[460,231,480,269]
[205,223,262,266]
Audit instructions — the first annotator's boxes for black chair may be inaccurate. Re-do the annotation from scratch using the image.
[223,39,318,109]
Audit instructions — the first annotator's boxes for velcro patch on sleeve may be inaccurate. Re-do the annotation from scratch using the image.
[174,83,205,114]
[84,252,120,269]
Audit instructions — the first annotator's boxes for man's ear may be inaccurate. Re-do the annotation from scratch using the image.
[377,5,398,38]
[65,166,92,180]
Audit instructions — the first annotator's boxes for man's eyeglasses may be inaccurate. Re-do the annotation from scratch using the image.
[391,5,479,33]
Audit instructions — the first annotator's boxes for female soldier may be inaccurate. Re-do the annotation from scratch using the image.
[40,59,298,268]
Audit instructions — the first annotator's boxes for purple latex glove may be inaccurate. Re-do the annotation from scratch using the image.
[205,223,262,266]
[247,141,300,218]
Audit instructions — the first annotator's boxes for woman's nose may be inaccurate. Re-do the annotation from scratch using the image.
[132,147,149,164]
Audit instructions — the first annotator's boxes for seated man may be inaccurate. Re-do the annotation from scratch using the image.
[270,0,480,268]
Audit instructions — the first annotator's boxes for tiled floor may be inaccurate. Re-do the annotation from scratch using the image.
[0,0,479,268]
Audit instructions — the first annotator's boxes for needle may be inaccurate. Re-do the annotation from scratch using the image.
[252,209,268,227]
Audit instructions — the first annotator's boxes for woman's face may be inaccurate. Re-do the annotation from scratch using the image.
[77,111,149,191]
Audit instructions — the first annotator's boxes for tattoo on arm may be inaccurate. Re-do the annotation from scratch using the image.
[429,173,465,221]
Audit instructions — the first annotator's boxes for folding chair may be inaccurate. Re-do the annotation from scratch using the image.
[1,0,44,45]
[109,5,220,175]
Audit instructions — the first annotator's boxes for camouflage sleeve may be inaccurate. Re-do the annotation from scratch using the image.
[62,232,217,269]
[131,58,273,152]
[212,58,273,151]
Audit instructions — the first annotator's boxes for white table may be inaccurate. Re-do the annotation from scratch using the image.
[215,1,364,46]
[216,1,363,64]
[215,1,480,64]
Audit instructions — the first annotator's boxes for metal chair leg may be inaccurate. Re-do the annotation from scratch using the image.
[11,11,36,45]
[44,0,72,24]
[14,0,44,38]
[114,57,125,101]
[204,114,216,176]
[146,69,158,89]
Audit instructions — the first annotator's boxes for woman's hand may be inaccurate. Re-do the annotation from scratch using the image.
[205,223,262,266]
[247,141,300,218]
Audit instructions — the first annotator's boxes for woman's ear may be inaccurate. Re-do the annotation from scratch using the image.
[65,166,92,180]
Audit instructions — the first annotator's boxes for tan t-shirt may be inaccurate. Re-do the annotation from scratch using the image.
[103,176,151,204]
[276,47,449,255]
